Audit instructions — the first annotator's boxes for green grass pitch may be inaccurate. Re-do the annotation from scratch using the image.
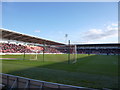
[1,54,119,89]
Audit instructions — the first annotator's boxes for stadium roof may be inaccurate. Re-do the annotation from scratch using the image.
[0,28,65,45]
[76,43,120,47]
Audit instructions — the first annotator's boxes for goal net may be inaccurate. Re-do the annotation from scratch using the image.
[72,45,77,64]
[67,45,77,64]
[30,50,39,60]
[53,44,77,64]
[29,45,43,60]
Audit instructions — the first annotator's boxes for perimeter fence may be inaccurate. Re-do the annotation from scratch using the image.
[1,73,94,90]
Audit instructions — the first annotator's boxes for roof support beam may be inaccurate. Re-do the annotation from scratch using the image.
[2,33,15,38]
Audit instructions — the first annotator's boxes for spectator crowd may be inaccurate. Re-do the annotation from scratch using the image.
[0,43,119,55]
[0,43,43,53]
[0,43,61,53]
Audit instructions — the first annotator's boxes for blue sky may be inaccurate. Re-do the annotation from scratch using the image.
[2,2,118,44]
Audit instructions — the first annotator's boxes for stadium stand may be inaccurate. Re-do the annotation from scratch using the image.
[55,44,120,55]
[0,43,62,54]
[1,43,43,53]
[1,42,120,55]
[76,44,120,55]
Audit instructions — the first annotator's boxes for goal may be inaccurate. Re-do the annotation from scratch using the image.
[30,50,39,60]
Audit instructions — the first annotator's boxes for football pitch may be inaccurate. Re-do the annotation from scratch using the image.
[1,54,119,89]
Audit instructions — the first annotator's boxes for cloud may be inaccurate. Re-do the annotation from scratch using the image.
[34,30,41,33]
[107,24,118,31]
[82,23,118,41]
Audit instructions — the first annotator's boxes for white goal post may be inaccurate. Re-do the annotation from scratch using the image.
[72,45,77,64]
[30,50,39,60]
[28,45,43,60]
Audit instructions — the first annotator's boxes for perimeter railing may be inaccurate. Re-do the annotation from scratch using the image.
[0,73,96,90]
